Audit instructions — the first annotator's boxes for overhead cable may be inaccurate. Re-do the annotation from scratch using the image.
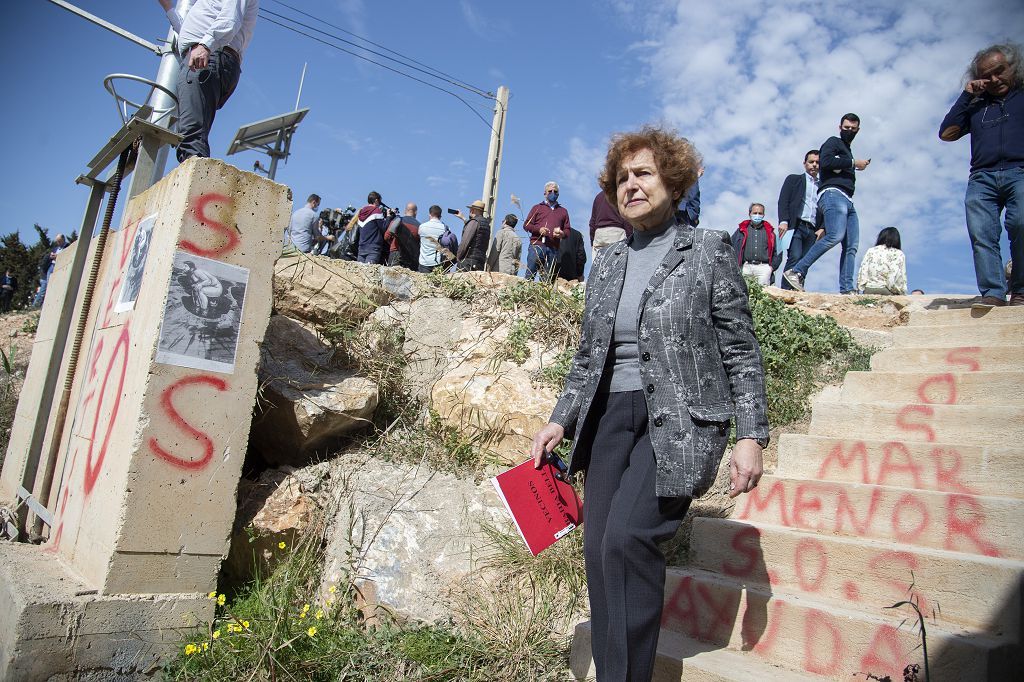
[266,0,493,99]
[257,13,499,133]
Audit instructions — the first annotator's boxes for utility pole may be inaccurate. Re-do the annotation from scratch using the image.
[480,86,509,220]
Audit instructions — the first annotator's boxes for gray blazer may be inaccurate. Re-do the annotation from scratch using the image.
[550,222,769,498]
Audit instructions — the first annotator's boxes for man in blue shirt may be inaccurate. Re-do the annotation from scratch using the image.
[285,194,331,253]
[940,42,1024,308]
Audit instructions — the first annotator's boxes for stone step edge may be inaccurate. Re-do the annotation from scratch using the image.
[663,566,1014,648]
[810,399,1024,413]
[772,433,1024,498]
[747,472,1024,511]
[570,620,822,682]
[686,516,1024,634]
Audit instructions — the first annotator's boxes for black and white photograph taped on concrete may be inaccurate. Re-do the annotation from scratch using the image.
[155,250,248,374]
[114,212,158,313]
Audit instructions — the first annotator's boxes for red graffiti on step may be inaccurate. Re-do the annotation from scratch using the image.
[148,374,229,470]
[180,193,240,257]
[82,326,131,496]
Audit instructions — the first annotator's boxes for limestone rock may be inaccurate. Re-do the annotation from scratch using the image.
[401,297,468,400]
[430,364,557,465]
[225,463,331,587]
[251,315,378,466]
[321,453,509,623]
[274,256,394,326]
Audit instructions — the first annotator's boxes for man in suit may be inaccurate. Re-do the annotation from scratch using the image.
[776,150,820,289]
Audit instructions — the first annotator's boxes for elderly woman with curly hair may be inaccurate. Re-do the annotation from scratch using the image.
[531,126,769,681]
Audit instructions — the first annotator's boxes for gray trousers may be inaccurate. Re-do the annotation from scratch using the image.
[578,390,691,681]
[176,46,241,162]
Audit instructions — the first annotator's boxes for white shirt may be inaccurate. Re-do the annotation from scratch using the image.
[800,172,818,223]
[166,0,258,59]
[418,218,447,267]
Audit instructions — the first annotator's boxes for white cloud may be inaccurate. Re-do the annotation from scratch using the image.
[460,0,490,38]
[557,137,608,207]
[597,0,1024,293]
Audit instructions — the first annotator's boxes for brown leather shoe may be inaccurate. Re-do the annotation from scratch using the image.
[971,296,1007,310]
[1010,293,1024,306]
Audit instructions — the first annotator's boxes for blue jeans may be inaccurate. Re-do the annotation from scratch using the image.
[790,190,859,292]
[525,244,557,281]
[780,221,817,290]
[965,167,1024,298]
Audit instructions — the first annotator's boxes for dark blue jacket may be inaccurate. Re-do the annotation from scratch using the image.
[777,173,822,230]
[819,136,857,197]
[676,180,701,226]
[940,88,1024,173]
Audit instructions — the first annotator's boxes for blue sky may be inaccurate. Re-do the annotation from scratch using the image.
[3,0,1022,293]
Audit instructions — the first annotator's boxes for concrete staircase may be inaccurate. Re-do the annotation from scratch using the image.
[570,305,1024,680]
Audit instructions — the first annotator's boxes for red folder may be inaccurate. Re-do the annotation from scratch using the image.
[491,458,583,556]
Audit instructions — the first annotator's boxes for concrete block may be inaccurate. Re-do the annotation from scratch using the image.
[809,401,1024,446]
[33,158,290,597]
[733,475,1024,559]
[870,346,1024,373]
[775,434,1023,498]
[0,542,212,681]
[569,620,820,681]
[833,370,1022,405]
[660,567,1016,682]
[689,517,1024,635]
[909,306,1024,326]
[891,322,1022,348]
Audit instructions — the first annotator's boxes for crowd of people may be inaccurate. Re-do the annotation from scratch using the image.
[282,183,591,283]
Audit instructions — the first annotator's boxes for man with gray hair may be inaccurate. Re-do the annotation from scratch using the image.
[523,181,572,281]
[940,42,1024,308]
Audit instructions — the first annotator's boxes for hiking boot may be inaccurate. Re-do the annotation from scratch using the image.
[783,270,804,291]
[971,296,1007,310]
[1010,293,1024,306]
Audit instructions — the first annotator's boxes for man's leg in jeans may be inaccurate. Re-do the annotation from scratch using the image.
[525,245,543,280]
[965,171,1007,298]
[781,226,810,290]
[838,201,860,293]
[1003,168,1024,295]
[790,192,847,279]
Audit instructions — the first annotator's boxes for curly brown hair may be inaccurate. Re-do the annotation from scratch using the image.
[598,125,702,210]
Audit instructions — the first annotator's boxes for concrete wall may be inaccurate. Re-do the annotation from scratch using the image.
[0,157,290,677]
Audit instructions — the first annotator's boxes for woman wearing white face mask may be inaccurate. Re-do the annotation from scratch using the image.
[730,203,781,286]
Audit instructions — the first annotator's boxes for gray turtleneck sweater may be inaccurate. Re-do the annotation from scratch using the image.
[601,219,678,393]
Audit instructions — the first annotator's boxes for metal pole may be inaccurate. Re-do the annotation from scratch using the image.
[480,86,509,220]
[295,62,307,111]
[268,129,286,180]
[15,179,107,538]
[45,0,162,54]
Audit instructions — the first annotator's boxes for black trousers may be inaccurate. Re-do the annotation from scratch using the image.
[579,391,691,681]
[175,46,241,162]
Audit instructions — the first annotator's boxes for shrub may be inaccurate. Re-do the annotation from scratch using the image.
[747,281,872,426]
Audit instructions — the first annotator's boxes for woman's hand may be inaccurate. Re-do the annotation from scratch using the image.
[728,439,763,499]
[531,422,565,469]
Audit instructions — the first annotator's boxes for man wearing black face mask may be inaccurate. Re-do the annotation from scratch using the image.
[785,113,871,293]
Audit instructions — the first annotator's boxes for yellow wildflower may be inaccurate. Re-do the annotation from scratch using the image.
[212,629,221,639]
[217,594,226,606]
[207,591,217,599]
[202,642,209,652]
[302,603,310,613]
[298,612,306,619]
[184,644,197,656]
[242,620,250,629]
[278,541,286,550]
[307,626,317,637]
[327,597,335,606]
[328,585,337,594]
[315,610,324,620]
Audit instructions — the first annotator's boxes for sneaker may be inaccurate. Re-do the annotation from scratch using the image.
[971,296,1007,310]
[1010,293,1024,307]
[783,270,804,291]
